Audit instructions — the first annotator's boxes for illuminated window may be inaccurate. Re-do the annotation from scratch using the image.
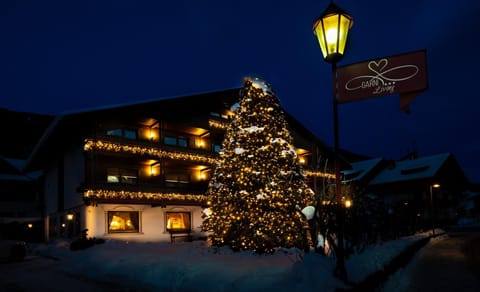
[166,212,191,231]
[107,168,138,185]
[107,211,139,233]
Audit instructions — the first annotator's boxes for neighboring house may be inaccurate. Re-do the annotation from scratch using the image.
[24,89,340,243]
[346,153,469,234]
[0,157,44,241]
[342,157,386,185]
[0,109,53,242]
[458,187,480,225]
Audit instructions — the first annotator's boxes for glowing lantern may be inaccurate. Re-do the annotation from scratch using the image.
[312,1,353,63]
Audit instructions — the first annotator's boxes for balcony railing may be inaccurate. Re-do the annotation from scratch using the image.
[83,187,207,206]
[84,137,217,165]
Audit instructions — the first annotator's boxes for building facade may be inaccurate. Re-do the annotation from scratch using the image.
[25,89,337,243]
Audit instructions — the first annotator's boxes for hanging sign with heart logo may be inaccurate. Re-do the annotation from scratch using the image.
[336,50,428,113]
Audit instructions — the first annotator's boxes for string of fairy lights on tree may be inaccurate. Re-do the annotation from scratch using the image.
[201,77,316,254]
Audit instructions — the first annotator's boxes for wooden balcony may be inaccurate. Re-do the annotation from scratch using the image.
[84,136,217,165]
[81,182,208,206]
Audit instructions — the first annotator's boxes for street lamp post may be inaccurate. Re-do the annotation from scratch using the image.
[429,184,440,236]
[312,0,353,281]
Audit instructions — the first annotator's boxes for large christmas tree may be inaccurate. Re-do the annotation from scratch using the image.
[202,77,315,253]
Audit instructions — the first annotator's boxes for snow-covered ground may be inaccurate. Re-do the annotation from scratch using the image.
[381,233,449,292]
[27,230,437,291]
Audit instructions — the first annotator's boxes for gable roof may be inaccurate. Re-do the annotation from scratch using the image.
[369,153,452,186]
[0,156,43,182]
[24,88,241,171]
[342,158,384,183]
[24,88,339,171]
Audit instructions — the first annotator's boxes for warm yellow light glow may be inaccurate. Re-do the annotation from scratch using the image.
[295,148,308,155]
[150,165,159,176]
[84,139,216,165]
[166,213,187,230]
[298,157,306,165]
[325,27,338,45]
[109,215,122,230]
[312,3,353,63]
[84,139,333,180]
[27,223,33,228]
[196,138,206,148]
[344,199,352,208]
[432,184,441,188]
[85,206,96,236]
[149,129,157,140]
[84,189,207,204]
[61,223,66,228]
[303,170,336,179]
[66,213,74,221]
[208,119,229,130]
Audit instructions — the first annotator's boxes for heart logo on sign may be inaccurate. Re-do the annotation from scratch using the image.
[368,59,388,75]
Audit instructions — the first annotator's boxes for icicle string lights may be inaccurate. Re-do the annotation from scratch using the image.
[303,170,336,179]
[208,119,229,130]
[84,139,335,179]
[84,189,206,203]
[84,139,217,164]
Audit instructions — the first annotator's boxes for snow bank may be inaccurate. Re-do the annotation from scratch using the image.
[32,231,435,291]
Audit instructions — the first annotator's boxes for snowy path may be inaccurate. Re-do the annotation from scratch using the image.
[383,232,480,292]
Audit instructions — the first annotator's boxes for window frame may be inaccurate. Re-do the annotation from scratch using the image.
[165,212,191,232]
[164,170,190,188]
[163,134,189,148]
[107,168,139,185]
[106,127,138,140]
[106,211,140,234]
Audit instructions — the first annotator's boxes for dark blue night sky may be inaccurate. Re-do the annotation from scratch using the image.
[1,0,480,183]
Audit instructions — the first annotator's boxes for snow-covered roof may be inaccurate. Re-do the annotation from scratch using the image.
[0,157,43,180]
[463,190,480,199]
[58,87,241,116]
[3,157,27,172]
[0,174,32,182]
[369,153,451,185]
[342,158,383,182]
[24,88,241,171]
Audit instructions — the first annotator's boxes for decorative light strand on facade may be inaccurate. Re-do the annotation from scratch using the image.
[303,170,336,179]
[208,119,229,130]
[84,139,217,164]
[83,139,335,179]
[84,189,207,203]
